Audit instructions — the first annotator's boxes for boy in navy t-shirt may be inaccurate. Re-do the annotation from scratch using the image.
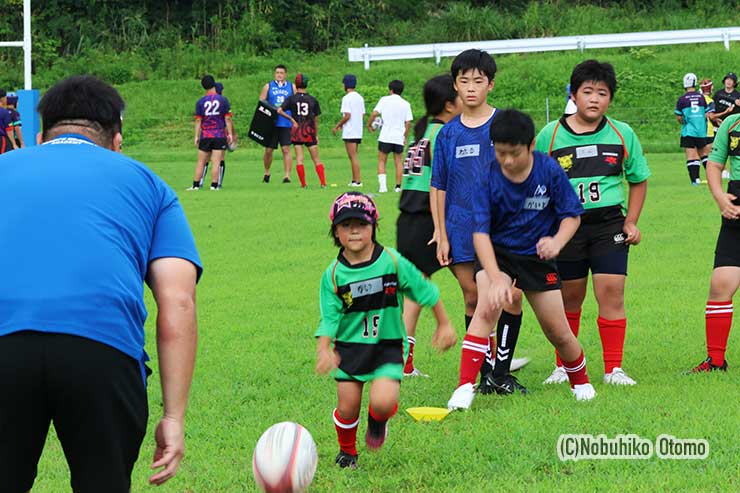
[448,109,595,410]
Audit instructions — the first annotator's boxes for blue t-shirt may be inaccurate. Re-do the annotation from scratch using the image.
[268,80,294,128]
[0,134,203,373]
[675,91,708,138]
[473,151,584,256]
[0,107,12,137]
[430,110,496,263]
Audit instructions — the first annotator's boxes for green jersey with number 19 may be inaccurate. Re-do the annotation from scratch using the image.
[316,244,439,381]
[535,116,650,216]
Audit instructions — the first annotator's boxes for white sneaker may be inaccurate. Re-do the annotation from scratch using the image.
[447,383,475,410]
[348,181,363,187]
[394,186,401,193]
[510,357,531,372]
[378,187,387,193]
[603,367,636,385]
[210,186,219,191]
[572,383,596,401]
[543,366,568,384]
[185,186,200,191]
[403,368,429,378]
[722,170,731,179]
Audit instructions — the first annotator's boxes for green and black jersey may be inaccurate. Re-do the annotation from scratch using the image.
[535,116,650,220]
[316,244,439,381]
[399,120,445,214]
[709,114,740,180]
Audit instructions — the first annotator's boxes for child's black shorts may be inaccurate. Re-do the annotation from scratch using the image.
[198,137,228,151]
[0,331,148,493]
[396,212,442,277]
[475,246,561,291]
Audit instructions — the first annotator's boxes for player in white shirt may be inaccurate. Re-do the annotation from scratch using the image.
[332,74,366,187]
[367,80,413,193]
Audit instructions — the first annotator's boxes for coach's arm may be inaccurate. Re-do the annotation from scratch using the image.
[146,257,198,486]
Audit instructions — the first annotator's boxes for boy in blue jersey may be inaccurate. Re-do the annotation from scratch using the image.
[675,73,709,185]
[5,92,23,148]
[447,109,595,410]
[259,64,296,183]
[0,89,17,154]
[431,49,528,395]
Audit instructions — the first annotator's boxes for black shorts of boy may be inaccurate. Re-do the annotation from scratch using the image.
[680,136,706,149]
[557,205,629,280]
[343,138,362,144]
[474,246,561,291]
[0,331,148,493]
[267,127,292,149]
[378,141,404,154]
[396,212,442,277]
[714,181,740,268]
[292,139,318,147]
[705,135,715,144]
[0,135,13,154]
[198,137,228,151]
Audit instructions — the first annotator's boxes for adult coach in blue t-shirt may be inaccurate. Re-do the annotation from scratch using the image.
[0,76,203,492]
[259,64,297,183]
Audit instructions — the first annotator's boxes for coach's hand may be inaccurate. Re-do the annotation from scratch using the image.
[717,193,740,220]
[623,221,641,245]
[149,416,185,485]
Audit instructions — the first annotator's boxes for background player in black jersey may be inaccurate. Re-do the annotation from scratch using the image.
[277,73,327,188]
[713,72,740,125]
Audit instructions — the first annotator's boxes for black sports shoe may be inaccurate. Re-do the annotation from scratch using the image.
[282,177,291,183]
[687,356,728,373]
[479,372,528,395]
[335,450,358,469]
[262,174,270,183]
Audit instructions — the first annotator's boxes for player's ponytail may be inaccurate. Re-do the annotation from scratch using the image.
[414,74,458,142]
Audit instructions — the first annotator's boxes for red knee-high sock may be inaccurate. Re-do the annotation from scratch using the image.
[333,408,359,456]
[315,163,326,186]
[404,336,416,374]
[296,163,307,187]
[556,309,582,367]
[562,350,589,388]
[368,403,398,422]
[598,316,626,373]
[706,300,733,366]
[459,334,489,386]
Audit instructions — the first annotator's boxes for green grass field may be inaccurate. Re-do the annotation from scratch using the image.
[28,139,740,492]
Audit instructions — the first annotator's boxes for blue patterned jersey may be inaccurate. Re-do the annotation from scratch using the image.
[474,151,583,255]
[430,110,497,263]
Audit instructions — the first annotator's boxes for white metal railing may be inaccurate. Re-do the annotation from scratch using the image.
[0,0,32,89]
[348,27,740,69]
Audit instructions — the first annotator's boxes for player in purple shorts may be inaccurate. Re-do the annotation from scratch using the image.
[188,75,234,191]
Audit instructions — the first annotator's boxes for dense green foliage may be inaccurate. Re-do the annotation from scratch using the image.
[0,0,737,87]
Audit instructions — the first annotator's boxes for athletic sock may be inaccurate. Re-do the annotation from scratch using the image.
[210,182,218,189]
[701,155,708,169]
[192,180,199,189]
[556,309,582,367]
[368,403,397,429]
[562,350,589,388]
[492,311,523,377]
[378,173,387,192]
[199,163,209,188]
[296,163,307,187]
[218,161,225,187]
[333,408,359,456]
[460,334,488,386]
[315,163,327,186]
[706,300,733,366]
[480,334,494,377]
[598,316,626,373]
[404,336,416,374]
[687,159,700,183]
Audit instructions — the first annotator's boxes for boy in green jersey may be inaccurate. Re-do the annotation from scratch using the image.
[535,60,650,386]
[316,192,456,469]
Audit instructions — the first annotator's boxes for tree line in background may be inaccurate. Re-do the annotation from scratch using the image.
[0,0,734,87]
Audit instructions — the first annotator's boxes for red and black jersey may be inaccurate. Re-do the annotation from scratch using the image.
[281,93,321,143]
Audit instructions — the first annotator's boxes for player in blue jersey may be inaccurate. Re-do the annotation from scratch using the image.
[0,89,17,154]
[259,64,297,183]
[4,92,24,148]
[447,109,595,410]
[675,73,709,185]
[188,75,234,191]
[0,75,201,491]
[431,49,528,395]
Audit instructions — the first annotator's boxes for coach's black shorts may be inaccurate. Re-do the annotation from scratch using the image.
[397,212,442,277]
[379,141,404,154]
[199,137,228,151]
[557,205,629,277]
[0,331,148,493]
[680,136,706,149]
[267,127,292,149]
[343,138,362,145]
[474,246,561,291]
